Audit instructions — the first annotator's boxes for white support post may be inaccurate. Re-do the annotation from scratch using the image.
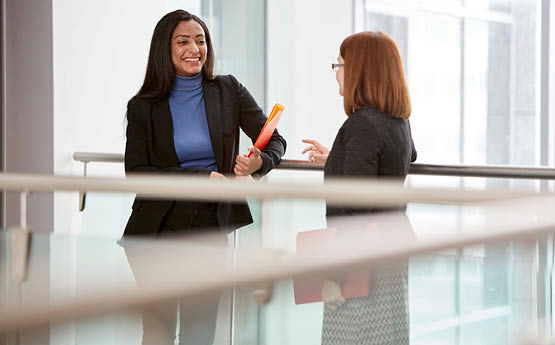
[11,190,31,284]
[253,197,272,305]
[9,227,29,283]
[19,190,28,230]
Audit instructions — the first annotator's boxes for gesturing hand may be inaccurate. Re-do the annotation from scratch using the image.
[301,139,330,163]
[234,146,263,176]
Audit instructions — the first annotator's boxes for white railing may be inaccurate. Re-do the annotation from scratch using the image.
[0,171,554,343]
[0,171,548,230]
[1,188,555,332]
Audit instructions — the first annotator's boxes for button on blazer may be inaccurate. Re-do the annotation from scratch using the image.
[123,74,287,236]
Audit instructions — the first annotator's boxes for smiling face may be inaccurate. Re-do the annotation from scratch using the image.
[170,20,207,77]
[336,55,345,96]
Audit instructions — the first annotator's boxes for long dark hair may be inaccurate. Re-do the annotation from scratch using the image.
[136,10,215,101]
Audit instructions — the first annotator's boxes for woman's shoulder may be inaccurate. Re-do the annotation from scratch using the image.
[344,108,382,131]
[126,96,155,121]
[350,107,406,128]
[352,106,390,120]
[128,95,153,109]
[209,74,254,98]
[342,107,407,143]
[210,74,239,86]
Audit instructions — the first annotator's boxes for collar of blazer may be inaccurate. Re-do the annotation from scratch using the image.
[148,79,224,172]
[202,79,224,173]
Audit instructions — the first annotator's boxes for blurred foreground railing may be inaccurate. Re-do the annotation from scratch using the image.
[0,171,549,231]
[2,194,555,335]
[0,171,552,271]
[1,171,555,344]
[0,153,545,343]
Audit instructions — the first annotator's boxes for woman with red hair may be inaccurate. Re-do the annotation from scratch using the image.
[303,31,417,345]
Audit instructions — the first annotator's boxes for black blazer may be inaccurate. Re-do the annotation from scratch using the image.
[123,75,286,236]
[324,107,416,217]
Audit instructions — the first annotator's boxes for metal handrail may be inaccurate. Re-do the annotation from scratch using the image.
[72,152,555,179]
[409,163,555,179]
[72,152,124,163]
[71,151,555,212]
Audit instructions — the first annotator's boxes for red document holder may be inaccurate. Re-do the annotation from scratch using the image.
[293,228,370,305]
[247,103,285,157]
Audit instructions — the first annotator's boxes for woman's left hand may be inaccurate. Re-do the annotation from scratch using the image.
[234,146,263,176]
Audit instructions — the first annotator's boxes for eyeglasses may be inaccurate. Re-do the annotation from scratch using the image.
[331,63,344,71]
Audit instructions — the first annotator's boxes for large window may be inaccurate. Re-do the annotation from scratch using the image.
[357,0,542,173]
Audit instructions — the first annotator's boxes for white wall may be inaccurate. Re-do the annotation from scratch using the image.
[52,0,201,236]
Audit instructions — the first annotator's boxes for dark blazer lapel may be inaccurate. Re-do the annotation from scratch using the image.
[202,80,224,172]
[151,98,180,166]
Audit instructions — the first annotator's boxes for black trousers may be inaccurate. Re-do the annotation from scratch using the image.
[124,201,225,345]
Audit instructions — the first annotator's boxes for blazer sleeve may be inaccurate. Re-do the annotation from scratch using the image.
[407,120,417,162]
[230,75,287,177]
[125,98,212,176]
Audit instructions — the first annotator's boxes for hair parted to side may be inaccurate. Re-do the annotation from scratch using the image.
[340,31,411,119]
[136,10,215,101]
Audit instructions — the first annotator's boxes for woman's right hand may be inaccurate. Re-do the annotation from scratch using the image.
[301,139,330,163]
[209,171,227,180]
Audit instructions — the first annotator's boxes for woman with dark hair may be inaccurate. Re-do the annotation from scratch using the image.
[124,9,285,236]
[122,9,286,344]
[302,31,416,345]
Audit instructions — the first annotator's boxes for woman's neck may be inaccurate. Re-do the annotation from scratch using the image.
[172,73,203,92]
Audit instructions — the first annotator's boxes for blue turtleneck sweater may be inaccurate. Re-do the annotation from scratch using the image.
[169,73,217,172]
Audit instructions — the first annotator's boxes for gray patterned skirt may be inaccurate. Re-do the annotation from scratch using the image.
[321,261,409,345]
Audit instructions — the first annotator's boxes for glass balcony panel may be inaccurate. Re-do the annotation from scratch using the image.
[257,201,549,345]
[5,174,554,344]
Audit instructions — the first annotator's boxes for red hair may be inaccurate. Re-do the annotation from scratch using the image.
[340,31,411,119]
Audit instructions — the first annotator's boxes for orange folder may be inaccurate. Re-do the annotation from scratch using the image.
[247,103,285,157]
[293,228,370,305]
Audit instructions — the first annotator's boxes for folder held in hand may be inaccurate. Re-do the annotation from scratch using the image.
[247,103,285,158]
[293,227,370,305]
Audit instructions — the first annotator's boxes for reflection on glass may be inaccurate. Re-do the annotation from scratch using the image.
[121,234,229,345]
[463,19,489,169]
[417,0,464,8]
[375,0,463,8]
[320,213,413,345]
[365,13,408,70]
[0,199,552,345]
[258,200,549,345]
[466,0,512,13]
[362,0,539,187]
[409,14,462,167]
